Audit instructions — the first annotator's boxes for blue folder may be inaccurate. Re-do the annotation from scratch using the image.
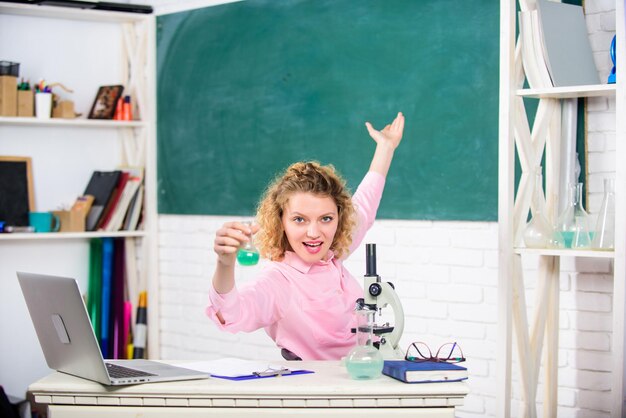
[100,238,114,358]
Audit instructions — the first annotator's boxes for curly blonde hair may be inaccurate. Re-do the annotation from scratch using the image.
[255,161,357,261]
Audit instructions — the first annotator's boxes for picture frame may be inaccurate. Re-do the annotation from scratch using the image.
[0,156,35,226]
[88,85,124,119]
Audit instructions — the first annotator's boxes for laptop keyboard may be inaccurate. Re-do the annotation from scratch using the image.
[106,363,157,379]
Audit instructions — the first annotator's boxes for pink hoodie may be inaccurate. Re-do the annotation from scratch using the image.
[206,171,385,360]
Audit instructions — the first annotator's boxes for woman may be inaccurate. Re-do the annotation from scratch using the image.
[206,112,405,360]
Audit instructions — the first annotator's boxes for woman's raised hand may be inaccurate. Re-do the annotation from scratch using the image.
[365,111,405,150]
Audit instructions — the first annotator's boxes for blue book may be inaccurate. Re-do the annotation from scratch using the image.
[382,360,468,383]
[100,238,114,359]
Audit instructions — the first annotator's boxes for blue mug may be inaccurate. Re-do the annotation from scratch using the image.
[29,212,60,233]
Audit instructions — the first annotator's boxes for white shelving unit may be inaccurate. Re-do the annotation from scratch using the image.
[516,83,616,99]
[0,3,159,396]
[0,116,147,128]
[498,1,625,417]
[0,230,147,241]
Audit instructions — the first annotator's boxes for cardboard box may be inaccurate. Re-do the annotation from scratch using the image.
[0,75,17,116]
[17,90,34,117]
[53,210,87,232]
[52,100,76,119]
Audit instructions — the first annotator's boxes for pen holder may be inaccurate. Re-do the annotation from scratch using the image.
[52,100,76,119]
[35,92,52,119]
[0,75,17,116]
[17,90,34,117]
[53,210,87,232]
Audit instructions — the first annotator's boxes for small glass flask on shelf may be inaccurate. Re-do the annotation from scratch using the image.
[592,178,615,250]
[523,167,553,248]
[554,182,591,249]
[572,216,592,249]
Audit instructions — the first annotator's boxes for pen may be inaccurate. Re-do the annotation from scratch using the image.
[18,79,30,90]
[4,226,36,233]
[253,367,292,377]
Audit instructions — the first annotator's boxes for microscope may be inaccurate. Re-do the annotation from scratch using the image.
[355,243,405,359]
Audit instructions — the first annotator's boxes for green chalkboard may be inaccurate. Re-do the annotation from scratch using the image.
[157,0,499,220]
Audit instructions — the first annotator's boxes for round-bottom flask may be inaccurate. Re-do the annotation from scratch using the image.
[523,168,553,248]
[346,309,383,380]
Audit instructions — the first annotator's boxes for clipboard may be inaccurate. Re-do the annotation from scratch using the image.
[211,366,314,381]
[173,359,314,381]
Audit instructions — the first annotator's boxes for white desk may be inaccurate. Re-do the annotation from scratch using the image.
[29,361,469,417]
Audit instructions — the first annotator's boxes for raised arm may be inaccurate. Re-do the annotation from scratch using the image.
[365,111,405,178]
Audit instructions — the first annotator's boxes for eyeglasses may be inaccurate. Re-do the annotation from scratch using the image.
[405,342,466,363]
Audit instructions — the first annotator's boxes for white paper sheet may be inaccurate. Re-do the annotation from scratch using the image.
[175,358,284,377]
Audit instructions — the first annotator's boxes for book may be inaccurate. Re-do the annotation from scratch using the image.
[104,174,142,232]
[100,238,114,359]
[123,184,144,231]
[529,9,553,88]
[97,171,129,230]
[87,238,103,340]
[382,360,468,384]
[83,171,121,231]
[111,238,125,359]
[519,10,541,89]
[519,10,552,89]
[536,0,600,87]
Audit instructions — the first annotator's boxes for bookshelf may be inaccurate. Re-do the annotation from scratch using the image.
[0,230,147,241]
[0,116,147,128]
[0,2,147,22]
[0,3,159,396]
[498,1,625,417]
[513,247,615,259]
[517,83,616,99]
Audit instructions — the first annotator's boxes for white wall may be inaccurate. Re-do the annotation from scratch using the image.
[150,1,619,417]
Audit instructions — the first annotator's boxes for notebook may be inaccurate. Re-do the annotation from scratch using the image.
[17,272,209,386]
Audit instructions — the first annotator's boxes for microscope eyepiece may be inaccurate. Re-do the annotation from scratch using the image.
[365,243,377,276]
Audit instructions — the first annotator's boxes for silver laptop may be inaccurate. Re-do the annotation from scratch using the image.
[17,271,209,385]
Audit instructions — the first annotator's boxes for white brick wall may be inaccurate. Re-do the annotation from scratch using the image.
[151,1,618,417]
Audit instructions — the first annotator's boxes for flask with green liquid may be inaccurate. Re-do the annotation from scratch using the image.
[237,221,259,266]
[345,306,383,380]
[555,183,591,249]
